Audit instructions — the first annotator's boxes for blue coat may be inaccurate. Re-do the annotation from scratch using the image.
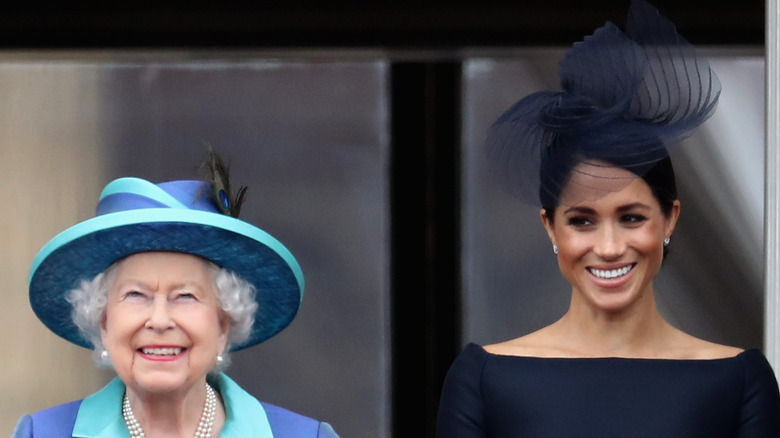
[12,373,338,437]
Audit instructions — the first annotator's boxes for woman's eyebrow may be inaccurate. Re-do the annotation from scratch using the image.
[562,202,651,215]
[616,202,652,213]
[562,206,595,215]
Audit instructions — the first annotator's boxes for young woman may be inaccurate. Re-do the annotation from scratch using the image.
[436,1,780,436]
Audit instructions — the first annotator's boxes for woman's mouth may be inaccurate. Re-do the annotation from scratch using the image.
[139,347,184,357]
[588,264,635,279]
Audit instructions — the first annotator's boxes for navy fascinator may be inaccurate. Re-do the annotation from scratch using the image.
[486,0,721,206]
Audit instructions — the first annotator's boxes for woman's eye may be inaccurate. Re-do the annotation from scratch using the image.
[567,216,593,227]
[175,293,197,301]
[622,214,647,224]
[124,291,146,300]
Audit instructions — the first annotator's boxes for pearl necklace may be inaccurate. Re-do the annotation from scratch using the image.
[122,383,217,438]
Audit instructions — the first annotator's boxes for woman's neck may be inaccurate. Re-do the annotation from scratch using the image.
[486,287,742,360]
[125,381,224,437]
[554,289,676,357]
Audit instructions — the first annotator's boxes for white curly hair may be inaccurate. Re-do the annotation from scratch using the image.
[65,255,258,373]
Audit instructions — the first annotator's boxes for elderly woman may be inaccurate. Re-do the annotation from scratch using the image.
[13,152,339,437]
[436,1,780,437]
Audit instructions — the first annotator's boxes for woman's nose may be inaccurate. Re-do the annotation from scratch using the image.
[594,226,625,259]
[145,295,175,330]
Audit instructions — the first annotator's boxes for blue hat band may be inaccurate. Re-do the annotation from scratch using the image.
[97,178,220,215]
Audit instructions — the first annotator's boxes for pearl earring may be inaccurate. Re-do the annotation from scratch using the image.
[663,237,671,246]
[100,349,109,360]
[216,354,224,365]
[553,244,558,255]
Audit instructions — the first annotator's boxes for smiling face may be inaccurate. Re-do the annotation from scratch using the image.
[541,163,679,315]
[101,251,229,397]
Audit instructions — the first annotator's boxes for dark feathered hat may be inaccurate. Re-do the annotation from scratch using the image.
[486,0,720,206]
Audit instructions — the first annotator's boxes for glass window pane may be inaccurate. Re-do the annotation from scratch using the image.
[462,49,766,350]
[1,53,390,437]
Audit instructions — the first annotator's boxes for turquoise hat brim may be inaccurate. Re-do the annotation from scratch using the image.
[29,208,304,351]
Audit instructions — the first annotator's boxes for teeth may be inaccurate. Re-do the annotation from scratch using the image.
[589,265,633,279]
[141,347,182,356]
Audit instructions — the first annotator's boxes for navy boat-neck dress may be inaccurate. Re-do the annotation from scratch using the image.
[437,343,780,437]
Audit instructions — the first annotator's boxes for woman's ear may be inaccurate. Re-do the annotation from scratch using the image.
[218,316,230,354]
[100,312,107,338]
[99,311,110,355]
[540,208,556,247]
[664,200,681,239]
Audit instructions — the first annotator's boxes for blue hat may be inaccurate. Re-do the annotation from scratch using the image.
[28,177,304,351]
[486,0,720,206]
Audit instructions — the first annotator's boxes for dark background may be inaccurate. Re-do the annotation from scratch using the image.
[3,2,763,436]
[0,2,763,48]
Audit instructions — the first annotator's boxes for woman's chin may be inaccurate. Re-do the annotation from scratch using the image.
[581,288,644,314]
[126,371,200,396]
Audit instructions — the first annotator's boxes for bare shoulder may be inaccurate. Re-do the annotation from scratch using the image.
[693,341,744,359]
[483,327,566,358]
[483,338,535,357]
[670,331,744,359]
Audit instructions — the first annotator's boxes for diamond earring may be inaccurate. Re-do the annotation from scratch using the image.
[553,244,558,254]
[663,237,671,246]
